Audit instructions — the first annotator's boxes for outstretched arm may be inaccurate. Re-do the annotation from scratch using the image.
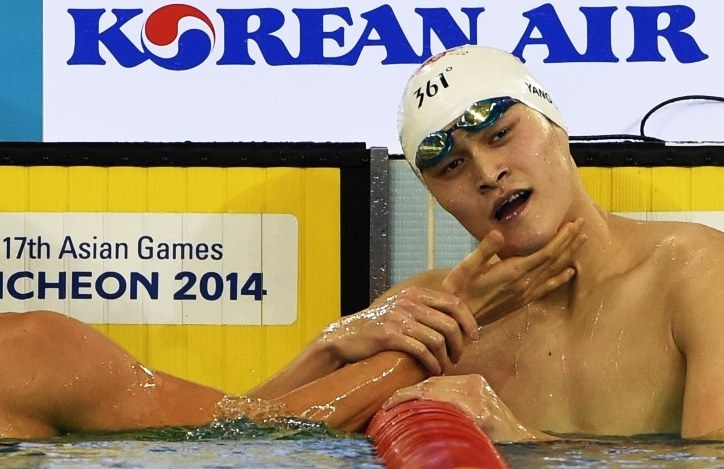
[0,311,226,438]
[274,351,427,432]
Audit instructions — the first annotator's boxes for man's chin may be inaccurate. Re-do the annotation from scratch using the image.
[497,240,548,259]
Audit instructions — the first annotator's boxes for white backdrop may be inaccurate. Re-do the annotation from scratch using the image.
[43,1,724,150]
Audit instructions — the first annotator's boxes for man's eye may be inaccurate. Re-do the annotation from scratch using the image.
[491,127,510,142]
[442,158,463,173]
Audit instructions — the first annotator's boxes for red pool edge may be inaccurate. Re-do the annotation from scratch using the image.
[366,400,509,469]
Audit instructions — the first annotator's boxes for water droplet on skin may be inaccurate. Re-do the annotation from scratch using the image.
[215,395,289,424]
[131,363,157,389]
[589,301,603,339]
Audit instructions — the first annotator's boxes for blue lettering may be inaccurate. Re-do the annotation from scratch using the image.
[513,4,584,63]
[95,271,157,300]
[417,8,485,60]
[131,272,159,300]
[66,5,709,68]
[38,272,67,300]
[627,6,708,63]
[96,272,126,300]
[294,8,353,64]
[0,271,158,300]
[71,271,93,299]
[340,5,419,65]
[67,9,146,67]
[4,272,33,300]
[579,7,618,62]
[217,8,293,65]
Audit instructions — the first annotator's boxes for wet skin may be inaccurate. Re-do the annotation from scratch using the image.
[3,105,723,442]
[384,104,724,441]
[0,213,584,439]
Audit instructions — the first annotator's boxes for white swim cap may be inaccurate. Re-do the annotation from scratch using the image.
[398,45,567,179]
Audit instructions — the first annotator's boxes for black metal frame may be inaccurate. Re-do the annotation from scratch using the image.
[0,141,373,316]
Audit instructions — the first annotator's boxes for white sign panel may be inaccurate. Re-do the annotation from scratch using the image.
[43,1,724,149]
[0,213,298,325]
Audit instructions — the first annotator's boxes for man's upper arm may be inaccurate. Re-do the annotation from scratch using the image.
[673,235,724,439]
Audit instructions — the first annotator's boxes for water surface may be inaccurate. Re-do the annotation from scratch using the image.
[2,420,724,468]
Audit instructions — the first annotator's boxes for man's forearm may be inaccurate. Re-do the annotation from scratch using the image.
[274,351,428,432]
[245,338,343,400]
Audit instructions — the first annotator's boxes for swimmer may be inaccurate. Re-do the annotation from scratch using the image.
[0,223,581,439]
[341,44,724,442]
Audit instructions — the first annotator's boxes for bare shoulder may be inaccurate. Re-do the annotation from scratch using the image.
[644,221,724,298]
[650,222,724,347]
[0,310,93,352]
[653,221,724,276]
[649,223,724,438]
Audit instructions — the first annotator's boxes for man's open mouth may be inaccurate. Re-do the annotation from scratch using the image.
[494,190,532,221]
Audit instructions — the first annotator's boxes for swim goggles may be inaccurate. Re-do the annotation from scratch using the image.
[415,96,519,171]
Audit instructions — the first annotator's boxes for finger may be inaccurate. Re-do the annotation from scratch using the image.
[525,229,587,288]
[526,267,576,300]
[382,388,424,410]
[402,321,455,371]
[539,220,586,268]
[390,335,444,375]
[407,310,465,363]
[414,293,479,343]
[456,230,505,277]
[505,219,582,277]
[441,299,480,344]
[443,230,504,292]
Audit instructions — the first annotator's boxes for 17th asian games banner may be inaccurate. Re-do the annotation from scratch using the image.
[1,1,723,148]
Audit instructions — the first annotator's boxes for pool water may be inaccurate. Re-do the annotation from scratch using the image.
[0,419,383,469]
[503,435,724,468]
[2,420,724,468]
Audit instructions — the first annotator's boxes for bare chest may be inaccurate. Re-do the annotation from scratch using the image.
[454,274,685,436]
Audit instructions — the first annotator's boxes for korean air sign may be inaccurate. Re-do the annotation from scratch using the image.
[67,3,708,70]
[41,1,721,146]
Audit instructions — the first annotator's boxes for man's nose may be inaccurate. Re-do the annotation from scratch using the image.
[474,154,509,193]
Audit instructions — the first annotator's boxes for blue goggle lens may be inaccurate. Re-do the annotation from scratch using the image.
[415,97,517,171]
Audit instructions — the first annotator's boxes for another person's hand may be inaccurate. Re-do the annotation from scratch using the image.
[318,288,479,375]
[382,374,553,443]
[443,218,586,325]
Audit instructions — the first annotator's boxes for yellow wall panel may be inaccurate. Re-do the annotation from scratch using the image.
[650,167,691,212]
[4,165,341,396]
[301,169,342,337]
[610,167,652,213]
[261,169,305,381]
[579,166,724,213]
[578,167,612,210]
[68,167,108,212]
[29,167,68,211]
[148,167,187,212]
[0,167,29,211]
[187,167,227,212]
[107,167,148,211]
[226,167,266,213]
[691,167,724,211]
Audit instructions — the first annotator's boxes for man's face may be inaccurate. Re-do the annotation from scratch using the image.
[421,103,576,258]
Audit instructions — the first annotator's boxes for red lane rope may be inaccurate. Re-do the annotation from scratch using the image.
[366,400,508,469]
